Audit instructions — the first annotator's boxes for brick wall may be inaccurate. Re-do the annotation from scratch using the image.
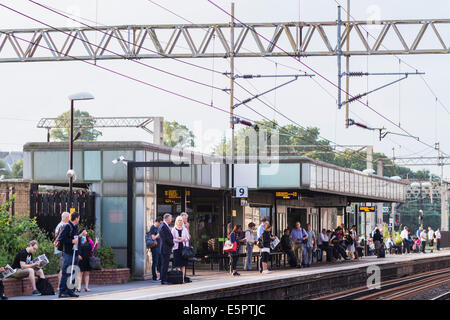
[0,181,31,217]
[89,268,130,285]
[2,269,130,297]
[2,274,59,297]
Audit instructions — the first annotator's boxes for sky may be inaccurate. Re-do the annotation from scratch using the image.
[0,0,449,179]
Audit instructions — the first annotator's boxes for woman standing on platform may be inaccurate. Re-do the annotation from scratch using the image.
[261,225,275,274]
[229,225,245,276]
[77,229,98,292]
[172,216,190,283]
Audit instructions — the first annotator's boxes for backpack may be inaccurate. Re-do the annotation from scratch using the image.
[145,232,157,249]
[53,223,73,251]
[36,277,55,295]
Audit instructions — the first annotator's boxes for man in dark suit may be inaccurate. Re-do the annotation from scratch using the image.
[158,213,174,285]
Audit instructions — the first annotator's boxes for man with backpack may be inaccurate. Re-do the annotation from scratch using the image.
[290,222,308,268]
[54,212,70,289]
[147,217,162,281]
[57,211,80,298]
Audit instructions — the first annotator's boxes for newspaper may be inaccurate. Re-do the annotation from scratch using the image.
[0,264,16,280]
[270,236,280,250]
[32,254,49,269]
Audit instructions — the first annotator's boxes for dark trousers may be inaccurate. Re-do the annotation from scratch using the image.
[284,249,297,267]
[437,239,441,251]
[0,280,4,297]
[151,248,161,279]
[332,244,348,259]
[421,241,427,253]
[59,252,79,293]
[319,243,332,261]
[160,251,170,283]
[402,239,410,253]
[230,253,238,271]
[429,240,434,252]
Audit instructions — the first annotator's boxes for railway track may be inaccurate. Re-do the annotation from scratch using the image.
[313,267,450,300]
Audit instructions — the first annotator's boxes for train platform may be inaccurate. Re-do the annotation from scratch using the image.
[8,249,450,300]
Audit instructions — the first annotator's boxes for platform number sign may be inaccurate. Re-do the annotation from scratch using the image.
[235,186,248,198]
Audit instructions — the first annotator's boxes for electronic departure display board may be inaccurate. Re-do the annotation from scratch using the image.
[359,206,376,213]
[164,189,181,204]
[275,191,299,200]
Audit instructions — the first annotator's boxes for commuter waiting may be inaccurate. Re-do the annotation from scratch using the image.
[303,224,316,268]
[435,228,441,251]
[401,226,410,254]
[244,222,257,271]
[229,225,246,276]
[290,222,308,268]
[329,228,350,261]
[10,240,46,295]
[261,225,275,274]
[420,228,428,253]
[280,229,297,267]
[317,229,332,262]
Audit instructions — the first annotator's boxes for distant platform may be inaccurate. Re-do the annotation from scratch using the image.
[75,249,450,300]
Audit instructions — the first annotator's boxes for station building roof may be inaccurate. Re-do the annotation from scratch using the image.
[23,141,407,203]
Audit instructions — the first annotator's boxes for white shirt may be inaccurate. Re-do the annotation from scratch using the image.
[319,233,329,245]
[400,229,408,240]
[420,232,428,241]
[245,229,256,245]
[428,230,434,240]
[435,231,441,239]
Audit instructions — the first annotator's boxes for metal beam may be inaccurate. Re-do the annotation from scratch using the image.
[1,19,449,62]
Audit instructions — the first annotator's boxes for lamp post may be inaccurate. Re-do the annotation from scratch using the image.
[67,92,94,210]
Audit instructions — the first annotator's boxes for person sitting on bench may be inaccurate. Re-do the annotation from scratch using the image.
[280,229,297,267]
[10,240,46,295]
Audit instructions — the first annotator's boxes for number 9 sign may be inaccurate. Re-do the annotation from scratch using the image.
[235,186,248,198]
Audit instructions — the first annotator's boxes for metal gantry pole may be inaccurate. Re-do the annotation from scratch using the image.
[230,2,235,223]
[337,6,342,112]
[345,0,350,128]
[69,99,74,209]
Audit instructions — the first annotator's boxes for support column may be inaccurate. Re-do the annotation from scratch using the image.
[377,159,384,229]
[442,182,449,231]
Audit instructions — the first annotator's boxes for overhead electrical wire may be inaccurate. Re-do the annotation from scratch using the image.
[0,3,259,125]
[333,0,450,118]
[28,0,227,92]
[143,0,383,162]
[6,1,399,165]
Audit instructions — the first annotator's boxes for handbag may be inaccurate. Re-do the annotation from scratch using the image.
[223,240,237,253]
[181,246,194,260]
[89,256,102,270]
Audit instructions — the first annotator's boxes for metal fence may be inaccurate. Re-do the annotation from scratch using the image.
[30,188,96,237]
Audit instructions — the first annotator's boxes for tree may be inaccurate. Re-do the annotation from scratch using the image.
[0,159,10,178]
[10,160,23,179]
[50,109,102,142]
[212,120,429,179]
[163,121,195,149]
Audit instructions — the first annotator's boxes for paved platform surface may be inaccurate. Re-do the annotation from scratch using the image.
[9,249,450,300]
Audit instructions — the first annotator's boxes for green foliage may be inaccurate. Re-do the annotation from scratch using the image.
[10,160,23,179]
[212,120,435,179]
[0,199,59,274]
[95,246,117,269]
[163,120,195,148]
[50,109,102,142]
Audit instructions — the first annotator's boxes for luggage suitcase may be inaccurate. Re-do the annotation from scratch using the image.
[167,269,183,284]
